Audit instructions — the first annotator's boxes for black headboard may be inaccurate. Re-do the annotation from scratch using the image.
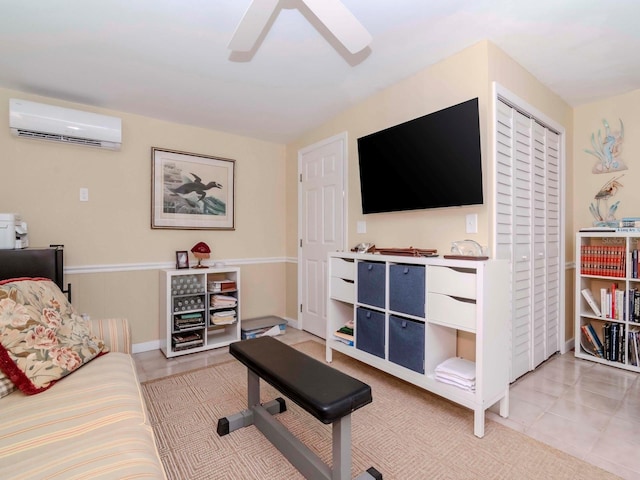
[0,245,71,301]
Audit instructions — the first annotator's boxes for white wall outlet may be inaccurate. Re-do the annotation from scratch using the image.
[465,213,478,234]
[357,221,367,234]
[79,187,89,202]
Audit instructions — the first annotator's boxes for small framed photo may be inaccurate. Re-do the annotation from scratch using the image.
[176,251,189,269]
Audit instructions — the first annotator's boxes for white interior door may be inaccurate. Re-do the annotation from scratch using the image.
[298,133,346,338]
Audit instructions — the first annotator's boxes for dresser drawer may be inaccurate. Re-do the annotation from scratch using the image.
[330,276,355,303]
[427,266,476,299]
[389,264,425,317]
[330,256,355,280]
[357,261,386,308]
[427,292,476,332]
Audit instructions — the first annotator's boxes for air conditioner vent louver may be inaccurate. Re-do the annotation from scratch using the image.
[15,129,103,147]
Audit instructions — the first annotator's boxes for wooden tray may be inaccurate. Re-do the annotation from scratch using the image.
[443,255,489,261]
[375,247,437,257]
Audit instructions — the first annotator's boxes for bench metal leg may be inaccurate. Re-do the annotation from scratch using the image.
[332,415,351,480]
[218,368,382,479]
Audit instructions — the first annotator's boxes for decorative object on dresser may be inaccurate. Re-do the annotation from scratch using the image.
[151,147,235,230]
[175,250,189,269]
[190,241,211,268]
[326,252,510,438]
[159,266,240,357]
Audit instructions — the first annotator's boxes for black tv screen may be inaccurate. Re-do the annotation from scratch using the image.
[357,98,483,214]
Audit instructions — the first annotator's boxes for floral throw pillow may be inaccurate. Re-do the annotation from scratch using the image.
[0,278,108,395]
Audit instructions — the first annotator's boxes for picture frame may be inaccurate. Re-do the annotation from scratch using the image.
[152,147,235,230]
[176,251,189,269]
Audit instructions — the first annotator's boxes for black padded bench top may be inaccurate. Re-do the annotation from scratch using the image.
[230,336,372,424]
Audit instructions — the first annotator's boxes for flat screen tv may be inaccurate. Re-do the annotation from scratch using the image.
[357,98,483,214]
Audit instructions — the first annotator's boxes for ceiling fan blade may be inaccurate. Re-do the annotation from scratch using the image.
[228,0,281,51]
[302,0,372,54]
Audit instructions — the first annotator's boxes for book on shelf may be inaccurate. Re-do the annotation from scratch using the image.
[172,331,203,344]
[579,227,616,232]
[580,288,602,317]
[580,325,602,358]
[208,279,237,293]
[333,320,354,346]
[629,328,640,367]
[583,323,604,357]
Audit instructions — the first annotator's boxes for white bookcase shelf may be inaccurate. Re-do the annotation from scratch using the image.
[159,267,241,358]
[575,232,640,372]
[326,252,510,438]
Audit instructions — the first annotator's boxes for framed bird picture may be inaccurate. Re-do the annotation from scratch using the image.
[151,147,235,229]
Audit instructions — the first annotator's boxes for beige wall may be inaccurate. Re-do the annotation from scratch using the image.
[285,41,575,344]
[0,87,288,345]
[573,90,640,229]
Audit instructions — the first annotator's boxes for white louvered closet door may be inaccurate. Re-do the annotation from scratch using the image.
[495,99,561,382]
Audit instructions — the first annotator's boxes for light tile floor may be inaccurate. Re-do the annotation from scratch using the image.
[134,330,640,479]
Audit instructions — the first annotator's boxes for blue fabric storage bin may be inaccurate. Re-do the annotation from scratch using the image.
[388,315,425,373]
[356,307,385,359]
[357,261,386,308]
[389,264,425,317]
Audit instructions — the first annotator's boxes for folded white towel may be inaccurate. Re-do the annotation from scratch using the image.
[435,375,475,392]
[434,357,476,381]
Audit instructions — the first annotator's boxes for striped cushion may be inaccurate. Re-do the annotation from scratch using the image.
[0,373,15,398]
[0,352,165,479]
[89,317,131,354]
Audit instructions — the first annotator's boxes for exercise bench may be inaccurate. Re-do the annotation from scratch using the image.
[217,336,381,480]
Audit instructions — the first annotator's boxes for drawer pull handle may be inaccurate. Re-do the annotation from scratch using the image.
[401,320,408,328]
[366,311,371,319]
[367,264,373,271]
[403,267,409,274]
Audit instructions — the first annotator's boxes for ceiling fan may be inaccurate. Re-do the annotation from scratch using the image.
[228,0,372,54]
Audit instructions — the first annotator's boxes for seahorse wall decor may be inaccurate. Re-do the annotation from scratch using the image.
[585,118,627,174]
[589,174,624,226]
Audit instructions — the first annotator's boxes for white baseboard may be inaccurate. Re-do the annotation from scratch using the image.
[132,340,161,354]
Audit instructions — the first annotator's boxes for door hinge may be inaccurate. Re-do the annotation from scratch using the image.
[300,239,302,248]
[300,174,302,182]
[300,304,303,313]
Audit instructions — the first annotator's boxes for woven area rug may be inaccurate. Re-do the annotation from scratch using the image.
[141,341,618,479]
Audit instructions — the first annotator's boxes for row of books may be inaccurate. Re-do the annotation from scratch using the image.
[580,322,625,363]
[581,286,640,322]
[172,331,204,351]
[173,312,205,330]
[333,320,354,346]
[579,244,625,277]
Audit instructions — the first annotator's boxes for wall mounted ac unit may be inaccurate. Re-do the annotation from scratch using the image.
[9,98,122,150]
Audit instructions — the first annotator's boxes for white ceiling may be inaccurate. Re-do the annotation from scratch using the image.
[1,1,639,143]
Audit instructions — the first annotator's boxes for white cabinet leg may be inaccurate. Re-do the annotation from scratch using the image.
[499,388,509,418]
[474,409,485,438]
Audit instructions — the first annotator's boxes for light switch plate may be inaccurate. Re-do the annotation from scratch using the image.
[465,213,477,234]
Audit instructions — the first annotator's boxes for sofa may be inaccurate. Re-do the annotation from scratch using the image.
[0,278,166,479]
